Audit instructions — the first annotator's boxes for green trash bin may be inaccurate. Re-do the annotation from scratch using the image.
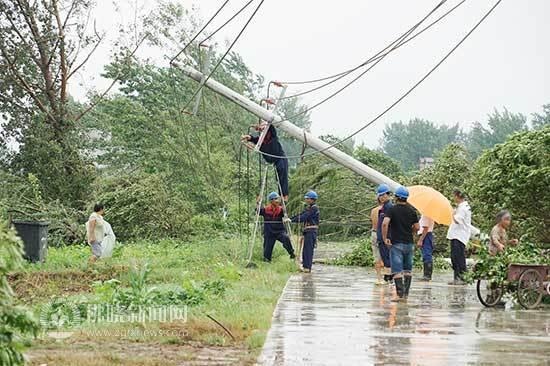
[12,220,49,263]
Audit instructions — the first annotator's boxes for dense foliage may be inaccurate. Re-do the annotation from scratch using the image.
[0,222,39,365]
[465,242,550,285]
[288,144,402,237]
[468,126,550,244]
[466,109,528,158]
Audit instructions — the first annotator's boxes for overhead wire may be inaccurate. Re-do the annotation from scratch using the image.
[170,0,230,63]
[280,0,466,100]
[247,0,504,160]
[265,0,449,124]
[199,0,256,46]
[279,0,463,86]
[179,0,266,114]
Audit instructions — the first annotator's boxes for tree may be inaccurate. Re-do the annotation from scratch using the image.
[532,104,550,130]
[408,144,472,199]
[467,126,550,244]
[0,0,143,207]
[0,221,39,365]
[381,118,461,171]
[288,145,402,237]
[354,145,403,179]
[467,108,528,157]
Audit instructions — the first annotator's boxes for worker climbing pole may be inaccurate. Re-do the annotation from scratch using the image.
[241,82,299,267]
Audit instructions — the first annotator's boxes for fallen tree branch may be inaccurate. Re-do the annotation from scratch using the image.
[206,314,235,341]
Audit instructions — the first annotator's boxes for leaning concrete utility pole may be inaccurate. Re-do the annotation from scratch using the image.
[172,62,401,191]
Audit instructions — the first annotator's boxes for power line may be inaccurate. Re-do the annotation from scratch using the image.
[178,0,266,114]
[280,0,466,100]
[250,0,504,160]
[199,0,255,46]
[170,0,230,63]
[268,0,449,126]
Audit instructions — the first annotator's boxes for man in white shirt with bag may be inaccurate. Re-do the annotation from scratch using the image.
[446,189,472,285]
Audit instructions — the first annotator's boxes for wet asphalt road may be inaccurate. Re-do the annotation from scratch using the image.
[258,265,550,366]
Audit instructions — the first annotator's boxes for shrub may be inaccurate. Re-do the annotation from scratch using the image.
[467,126,550,244]
[0,221,39,365]
[96,172,194,241]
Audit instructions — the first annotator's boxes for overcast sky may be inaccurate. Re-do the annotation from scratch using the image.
[77,0,550,148]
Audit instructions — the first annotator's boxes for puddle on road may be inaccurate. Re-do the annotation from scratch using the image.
[259,265,550,366]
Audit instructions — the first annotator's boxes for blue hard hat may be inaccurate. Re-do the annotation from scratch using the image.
[376,184,391,197]
[395,186,409,200]
[304,191,318,200]
[268,192,280,201]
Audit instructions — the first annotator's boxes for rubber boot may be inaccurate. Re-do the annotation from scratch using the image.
[404,275,412,299]
[391,277,405,302]
[448,272,458,285]
[420,262,432,282]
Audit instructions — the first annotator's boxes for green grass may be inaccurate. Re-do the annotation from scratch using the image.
[14,236,296,365]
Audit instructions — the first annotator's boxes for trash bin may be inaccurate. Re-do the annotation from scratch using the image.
[12,221,49,263]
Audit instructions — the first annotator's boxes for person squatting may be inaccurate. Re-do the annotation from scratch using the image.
[258,191,296,262]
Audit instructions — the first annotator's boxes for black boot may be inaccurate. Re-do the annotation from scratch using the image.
[426,262,433,281]
[404,276,412,298]
[420,262,433,281]
[392,277,405,302]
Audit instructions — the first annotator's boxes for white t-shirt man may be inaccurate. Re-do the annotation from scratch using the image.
[446,201,472,244]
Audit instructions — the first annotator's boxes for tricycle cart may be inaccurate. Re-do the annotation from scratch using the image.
[476,263,549,309]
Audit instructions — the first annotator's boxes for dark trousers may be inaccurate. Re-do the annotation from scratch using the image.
[302,230,317,270]
[450,239,467,279]
[263,232,294,261]
[378,240,391,268]
[274,158,289,196]
[422,232,434,264]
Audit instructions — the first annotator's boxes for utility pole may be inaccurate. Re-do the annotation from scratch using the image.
[172,62,401,191]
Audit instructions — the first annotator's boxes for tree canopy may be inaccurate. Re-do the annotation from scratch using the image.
[381,118,461,171]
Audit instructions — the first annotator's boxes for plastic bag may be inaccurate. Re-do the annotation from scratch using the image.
[101,220,116,258]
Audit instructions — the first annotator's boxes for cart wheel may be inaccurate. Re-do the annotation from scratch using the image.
[517,269,543,309]
[476,279,503,307]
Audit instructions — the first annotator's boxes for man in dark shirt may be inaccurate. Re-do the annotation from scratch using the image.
[258,191,295,262]
[382,186,419,302]
[242,123,289,201]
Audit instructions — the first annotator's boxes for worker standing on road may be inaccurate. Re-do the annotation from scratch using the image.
[286,191,320,273]
[370,197,384,285]
[382,186,420,302]
[242,122,289,201]
[376,184,393,284]
[258,192,296,262]
[417,215,435,282]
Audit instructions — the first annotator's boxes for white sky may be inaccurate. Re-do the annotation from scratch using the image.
[75,0,550,148]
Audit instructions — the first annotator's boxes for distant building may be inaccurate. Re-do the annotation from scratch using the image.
[419,157,434,170]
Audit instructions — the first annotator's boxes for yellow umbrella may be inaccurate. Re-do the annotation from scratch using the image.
[407,185,453,226]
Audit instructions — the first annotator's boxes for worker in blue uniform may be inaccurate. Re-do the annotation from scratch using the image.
[286,191,320,273]
[376,184,394,284]
[258,191,296,262]
[242,122,289,201]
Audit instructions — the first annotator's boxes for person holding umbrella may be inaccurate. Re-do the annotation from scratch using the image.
[417,215,435,281]
[407,186,456,282]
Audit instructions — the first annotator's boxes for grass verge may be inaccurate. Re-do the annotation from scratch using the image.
[12,237,296,365]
